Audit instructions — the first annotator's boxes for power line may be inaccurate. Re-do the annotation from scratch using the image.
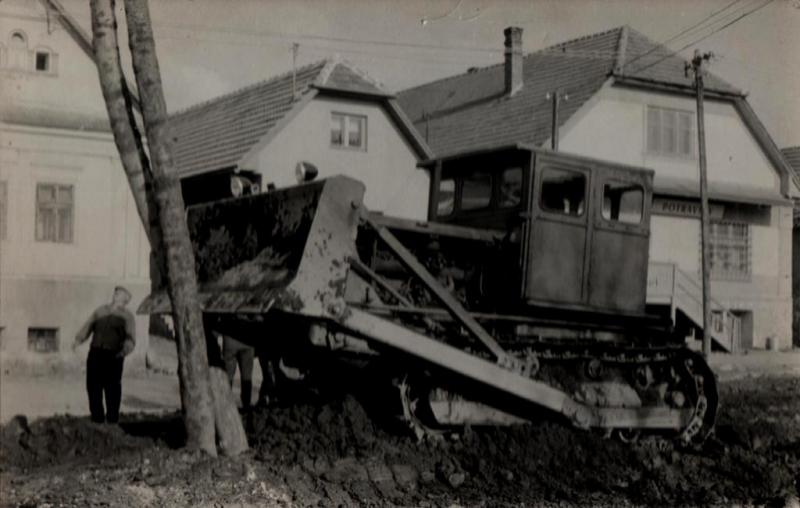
[153,21,623,60]
[624,0,746,69]
[630,0,775,76]
[156,30,621,68]
[156,33,494,68]
[153,21,501,55]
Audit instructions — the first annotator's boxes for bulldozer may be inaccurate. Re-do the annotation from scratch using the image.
[141,144,718,445]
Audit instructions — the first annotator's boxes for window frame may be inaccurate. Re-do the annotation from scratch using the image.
[330,112,367,151]
[708,221,751,281]
[498,166,524,209]
[27,327,60,353]
[32,46,58,76]
[460,172,493,212]
[7,30,29,70]
[600,180,645,226]
[538,166,588,219]
[646,105,695,158]
[436,178,456,217]
[35,182,75,244]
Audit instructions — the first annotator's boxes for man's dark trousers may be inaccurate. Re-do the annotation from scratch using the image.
[86,348,124,423]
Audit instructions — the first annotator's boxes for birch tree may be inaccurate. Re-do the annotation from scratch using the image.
[90,0,247,456]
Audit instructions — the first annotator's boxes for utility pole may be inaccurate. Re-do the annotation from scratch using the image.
[687,50,714,358]
[546,89,568,151]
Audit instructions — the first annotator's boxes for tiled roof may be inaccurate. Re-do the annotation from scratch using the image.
[619,27,738,93]
[398,26,740,158]
[168,60,391,177]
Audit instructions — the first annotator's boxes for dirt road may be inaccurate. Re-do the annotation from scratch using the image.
[1,352,798,507]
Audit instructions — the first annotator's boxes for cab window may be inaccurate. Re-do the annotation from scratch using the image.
[499,167,523,208]
[540,168,585,216]
[461,173,492,211]
[602,181,644,224]
[437,178,455,216]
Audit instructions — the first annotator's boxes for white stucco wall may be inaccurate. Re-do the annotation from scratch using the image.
[559,85,780,191]
[0,1,109,121]
[559,83,792,349]
[248,96,429,220]
[0,2,150,366]
[0,126,151,365]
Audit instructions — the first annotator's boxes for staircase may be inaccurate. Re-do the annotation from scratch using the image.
[647,262,741,352]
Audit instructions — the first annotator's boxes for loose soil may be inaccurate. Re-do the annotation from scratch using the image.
[1,375,798,507]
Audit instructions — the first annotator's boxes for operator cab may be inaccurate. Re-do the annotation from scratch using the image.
[421,144,654,316]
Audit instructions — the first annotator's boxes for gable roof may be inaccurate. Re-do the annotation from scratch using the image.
[398,26,740,159]
[397,26,800,198]
[169,59,431,177]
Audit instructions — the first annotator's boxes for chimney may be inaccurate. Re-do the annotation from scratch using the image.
[504,27,523,96]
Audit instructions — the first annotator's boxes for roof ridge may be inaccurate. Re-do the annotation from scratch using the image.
[331,58,390,93]
[546,25,625,51]
[400,26,625,96]
[170,60,327,118]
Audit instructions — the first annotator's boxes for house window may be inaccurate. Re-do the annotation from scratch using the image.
[330,112,366,150]
[35,183,74,243]
[540,168,586,216]
[602,181,644,224]
[709,221,750,281]
[28,327,59,353]
[35,50,49,71]
[8,30,28,69]
[0,181,7,239]
[647,106,694,157]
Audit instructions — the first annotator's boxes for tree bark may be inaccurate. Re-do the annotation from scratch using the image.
[90,0,247,455]
[121,0,218,455]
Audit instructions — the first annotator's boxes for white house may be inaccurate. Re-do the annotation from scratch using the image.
[168,59,432,220]
[0,0,151,366]
[398,26,798,350]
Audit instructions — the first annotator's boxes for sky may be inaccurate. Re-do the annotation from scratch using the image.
[64,0,800,147]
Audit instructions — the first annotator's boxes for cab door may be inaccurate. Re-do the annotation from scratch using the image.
[524,160,591,306]
[587,169,652,313]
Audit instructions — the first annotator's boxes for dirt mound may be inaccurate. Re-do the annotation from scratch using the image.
[0,414,157,470]
[1,376,798,506]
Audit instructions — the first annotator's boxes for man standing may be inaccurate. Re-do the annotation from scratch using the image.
[73,286,136,424]
[222,334,254,412]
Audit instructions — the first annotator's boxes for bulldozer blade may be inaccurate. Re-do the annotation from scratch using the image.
[139,176,365,317]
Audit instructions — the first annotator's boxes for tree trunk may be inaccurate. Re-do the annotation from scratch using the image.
[90,0,247,455]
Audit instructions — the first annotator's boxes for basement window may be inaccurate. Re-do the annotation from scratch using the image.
[28,327,59,353]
